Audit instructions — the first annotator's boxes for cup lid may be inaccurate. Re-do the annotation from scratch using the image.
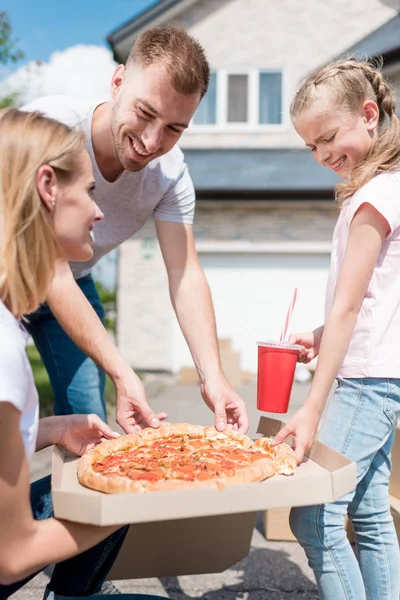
[256,340,302,350]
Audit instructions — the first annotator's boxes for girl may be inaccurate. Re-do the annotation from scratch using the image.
[0,108,129,599]
[274,58,400,600]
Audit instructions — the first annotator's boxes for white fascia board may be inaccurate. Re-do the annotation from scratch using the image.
[195,241,332,254]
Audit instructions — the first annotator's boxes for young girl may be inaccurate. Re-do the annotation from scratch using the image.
[274,58,400,600]
[0,108,130,599]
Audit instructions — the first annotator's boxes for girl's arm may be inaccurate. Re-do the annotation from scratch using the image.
[0,403,121,585]
[275,203,388,461]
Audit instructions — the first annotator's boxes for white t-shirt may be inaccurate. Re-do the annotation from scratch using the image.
[22,95,196,280]
[325,170,400,378]
[0,301,39,459]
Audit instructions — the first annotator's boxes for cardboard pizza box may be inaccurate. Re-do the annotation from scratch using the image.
[51,417,356,579]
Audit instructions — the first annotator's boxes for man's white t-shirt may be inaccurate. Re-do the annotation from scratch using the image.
[0,301,39,459]
[22,95,196,280]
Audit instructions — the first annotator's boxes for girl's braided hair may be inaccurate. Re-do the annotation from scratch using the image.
[291,57,400,207]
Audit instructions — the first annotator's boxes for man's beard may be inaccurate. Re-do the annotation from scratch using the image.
[110,105,148,173]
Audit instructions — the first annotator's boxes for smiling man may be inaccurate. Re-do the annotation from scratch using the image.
[23,26,249,436]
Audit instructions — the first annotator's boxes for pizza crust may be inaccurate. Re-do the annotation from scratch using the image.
[77,423,296,494]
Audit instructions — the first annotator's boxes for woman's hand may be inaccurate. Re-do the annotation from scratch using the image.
[288,325,324,363]
[51,414,120,456]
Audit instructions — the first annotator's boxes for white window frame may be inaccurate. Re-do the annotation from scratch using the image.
[190,68,288,133]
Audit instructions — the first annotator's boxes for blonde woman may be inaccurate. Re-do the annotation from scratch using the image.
[0,109,130,599]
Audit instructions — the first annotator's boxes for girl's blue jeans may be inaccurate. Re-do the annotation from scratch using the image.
[24,275,107,421]
[0,475,128,599]
[290,377,400,600]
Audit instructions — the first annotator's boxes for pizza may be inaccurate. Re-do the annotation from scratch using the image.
[77,423,297,494]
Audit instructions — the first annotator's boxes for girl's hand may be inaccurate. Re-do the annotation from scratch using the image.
[54,414,120,456]
[273,404,322,464]
[288,325,324,363]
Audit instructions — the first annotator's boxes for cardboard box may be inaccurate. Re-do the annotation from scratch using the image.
[263,508,359,543]
[389,495,400,539]
[51,417,356,579]
[389,423,400,499]
[263,506,296,541]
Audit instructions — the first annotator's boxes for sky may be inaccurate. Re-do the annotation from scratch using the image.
[1,0,158,288]
[3,0,158,76]
[0,0,161,106]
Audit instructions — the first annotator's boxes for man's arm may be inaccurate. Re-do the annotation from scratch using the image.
[46,260,164,433]
[156,221,249,433]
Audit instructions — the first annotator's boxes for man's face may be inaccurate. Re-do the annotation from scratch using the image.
[110,62,201,172]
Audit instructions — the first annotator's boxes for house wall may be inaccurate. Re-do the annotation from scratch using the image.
[115,0,399,371]
[117,202,337,370]
[165,0,398,149]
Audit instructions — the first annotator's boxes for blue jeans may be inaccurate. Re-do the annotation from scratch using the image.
[25,275,107,421]
[290,378,400,600]
[0,476,129,599]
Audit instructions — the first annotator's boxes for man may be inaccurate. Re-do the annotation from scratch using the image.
[23,26,249,435]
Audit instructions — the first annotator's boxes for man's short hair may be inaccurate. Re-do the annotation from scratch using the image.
[127,26,210,99]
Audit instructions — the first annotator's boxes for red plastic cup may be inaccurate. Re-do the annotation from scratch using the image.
[257,340,302,413]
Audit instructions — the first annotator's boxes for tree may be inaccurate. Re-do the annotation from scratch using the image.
[0,12,23,64]
[0,12,23,107]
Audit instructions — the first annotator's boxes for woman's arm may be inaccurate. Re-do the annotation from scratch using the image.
[36,414,119,452]
[0,403,121,585]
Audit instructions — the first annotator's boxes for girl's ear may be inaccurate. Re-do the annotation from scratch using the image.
[363,100,380,131]
[36,165,57,212]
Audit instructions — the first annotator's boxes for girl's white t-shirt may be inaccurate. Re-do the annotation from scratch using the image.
[325,170,400,378]
[0,300,39,459]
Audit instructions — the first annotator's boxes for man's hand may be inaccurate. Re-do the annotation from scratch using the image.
[288,325,324,363]
[273,404,322,464]
[54,414,120,456]
[115,366,167,434]
[200,375,249,434]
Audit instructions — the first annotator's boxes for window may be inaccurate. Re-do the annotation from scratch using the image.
[259,72,282,124]
[192,71,217,125]
[227,74,248,123]
[191,69,283,128]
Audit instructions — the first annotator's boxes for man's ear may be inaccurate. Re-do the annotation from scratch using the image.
[36,165,57,212]
[111,64,126,100]
[363,100,380,131]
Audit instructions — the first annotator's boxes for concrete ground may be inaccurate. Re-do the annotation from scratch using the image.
[20,376,327,600]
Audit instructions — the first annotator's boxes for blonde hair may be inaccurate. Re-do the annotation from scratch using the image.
[0,109,85,317]
[291,57,400,208]
[126,26,210,99]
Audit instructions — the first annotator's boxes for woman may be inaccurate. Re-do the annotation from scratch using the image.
[0,108,129,599]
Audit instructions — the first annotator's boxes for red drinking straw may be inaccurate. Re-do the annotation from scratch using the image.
[280,287,298,342]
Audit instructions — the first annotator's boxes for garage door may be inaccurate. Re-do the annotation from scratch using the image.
[170,251,330,374]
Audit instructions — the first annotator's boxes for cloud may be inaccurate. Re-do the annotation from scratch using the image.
[0,44,118,105]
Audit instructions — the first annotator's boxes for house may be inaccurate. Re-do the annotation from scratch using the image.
[107,0,400,376]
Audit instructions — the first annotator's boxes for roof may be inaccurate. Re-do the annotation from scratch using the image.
[107,0,198,63]
[345,13,400,65]
[183,148,340,199]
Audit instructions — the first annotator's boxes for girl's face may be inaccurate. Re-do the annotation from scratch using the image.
[294,93,379,178]
[38,149,104,261]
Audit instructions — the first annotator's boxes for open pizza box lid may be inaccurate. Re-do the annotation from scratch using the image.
[51,417,356,579]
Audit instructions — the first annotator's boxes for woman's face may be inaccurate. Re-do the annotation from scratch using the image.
[52,150,103,261]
